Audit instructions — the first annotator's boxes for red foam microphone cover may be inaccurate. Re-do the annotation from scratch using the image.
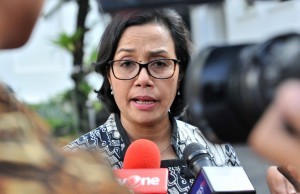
[123,139,161,169]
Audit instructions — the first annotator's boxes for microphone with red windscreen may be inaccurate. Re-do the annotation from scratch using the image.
[114,139,169,194]
[123,139,161,169]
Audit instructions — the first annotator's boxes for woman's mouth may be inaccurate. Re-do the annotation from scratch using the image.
[134,100,155,104]
[132,97,157,110]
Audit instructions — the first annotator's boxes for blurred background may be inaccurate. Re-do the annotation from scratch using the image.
[1,0,299,193]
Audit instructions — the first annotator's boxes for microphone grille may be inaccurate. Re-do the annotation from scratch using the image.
[183,142,206,160]
[183,142,206,161]
[123,139,161,169]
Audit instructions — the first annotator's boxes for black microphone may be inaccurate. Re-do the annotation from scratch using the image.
[183,143,256,194]
[183,143,213,178]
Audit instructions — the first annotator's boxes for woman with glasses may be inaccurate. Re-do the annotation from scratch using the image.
[64,8,241,193]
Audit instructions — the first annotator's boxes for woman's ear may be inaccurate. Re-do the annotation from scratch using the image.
[107,68,112,85]
[177,72,184,87]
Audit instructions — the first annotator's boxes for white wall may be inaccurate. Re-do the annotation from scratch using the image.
[190,2,227,52]
[190,0,300,50]
[225,0,300,44]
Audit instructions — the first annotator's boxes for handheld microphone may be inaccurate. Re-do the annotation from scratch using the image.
[183,142,213,178]
[183,143,256,194]
[114,139,168,194]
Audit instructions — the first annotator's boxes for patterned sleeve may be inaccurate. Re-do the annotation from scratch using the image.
[62,130,100,152]
[62,135,89,152]
[222,143,241,166]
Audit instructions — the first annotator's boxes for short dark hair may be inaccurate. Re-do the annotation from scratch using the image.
[94,8,193,117]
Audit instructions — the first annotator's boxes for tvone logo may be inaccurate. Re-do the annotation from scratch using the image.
[119,175,160,188]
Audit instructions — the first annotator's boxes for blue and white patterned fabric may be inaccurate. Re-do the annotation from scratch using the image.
[63,113,241,194]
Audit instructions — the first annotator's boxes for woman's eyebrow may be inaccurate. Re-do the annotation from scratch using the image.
[115,48,169,56]
[115,48,135,54]
[148,49,168,56]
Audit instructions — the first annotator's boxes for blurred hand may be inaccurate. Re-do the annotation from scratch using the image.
[249,79,300,194]
[249,79,300,166]
[267,166,298,194]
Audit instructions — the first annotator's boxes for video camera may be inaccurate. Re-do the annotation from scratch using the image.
[185,33,300,143]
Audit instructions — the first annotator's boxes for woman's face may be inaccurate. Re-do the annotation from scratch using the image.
[108,23,180,126]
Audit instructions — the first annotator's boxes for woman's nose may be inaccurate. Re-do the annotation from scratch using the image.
[135,67,153,86]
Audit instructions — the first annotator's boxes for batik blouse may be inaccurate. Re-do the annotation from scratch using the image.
[63,113,241,194]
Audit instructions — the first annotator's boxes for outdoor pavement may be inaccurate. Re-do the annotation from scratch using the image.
[233,144,271,194]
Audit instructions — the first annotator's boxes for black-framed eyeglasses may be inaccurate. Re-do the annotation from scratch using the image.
[108,59,180,80]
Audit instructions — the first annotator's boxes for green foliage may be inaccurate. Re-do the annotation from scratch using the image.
[92,100,103,112]
[46,0,100,134]
[83,47,98,72]
[28,87,105,136]
[52,28,84,53]
[28,90,76,136]
[85,47,98,64]
[79,80,93,97]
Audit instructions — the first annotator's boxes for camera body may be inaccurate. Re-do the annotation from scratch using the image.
[185,33,300,143]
